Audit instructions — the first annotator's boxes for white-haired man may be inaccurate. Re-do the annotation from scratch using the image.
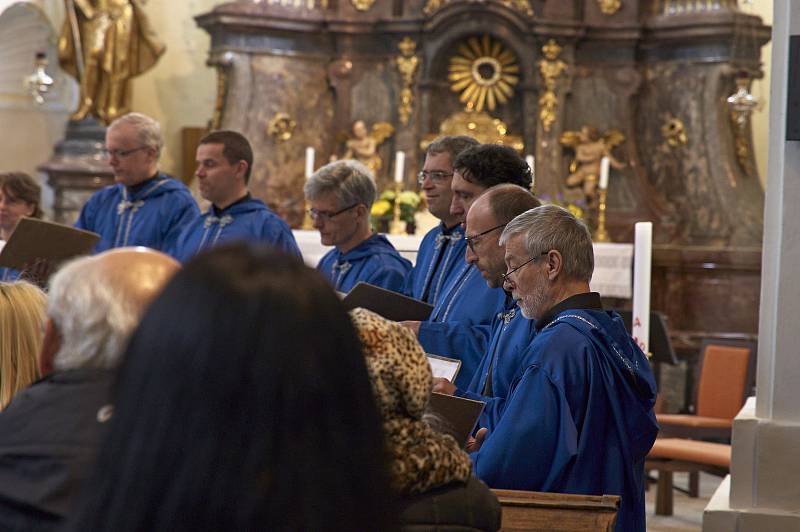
[305,160,411,292]
[0,248,179,530]
[468,205,658,532]
[75,112,199,252]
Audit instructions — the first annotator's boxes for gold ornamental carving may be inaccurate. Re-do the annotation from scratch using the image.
[660,115,688,148]
[597,0,622,15]
[335,121,394,176]
[448,35,520,113]
[396,37,420,125]
[423,0,533,17]
[560,126,625,207]
[420,110,523,152]
[350,0,375,11]
[538,39,568,133]
[267,112,296,142]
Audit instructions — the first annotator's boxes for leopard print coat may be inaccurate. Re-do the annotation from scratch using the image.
[350,308,473,496]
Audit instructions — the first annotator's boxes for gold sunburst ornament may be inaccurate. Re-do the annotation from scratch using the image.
[448,35,519,113]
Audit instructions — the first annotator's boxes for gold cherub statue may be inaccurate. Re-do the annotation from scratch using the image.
[339,120,395,176]
[559,125,625,206]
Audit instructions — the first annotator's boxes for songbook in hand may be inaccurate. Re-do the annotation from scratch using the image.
[428,392,485,448]
[0,218,100,271]
[341,282,433,322]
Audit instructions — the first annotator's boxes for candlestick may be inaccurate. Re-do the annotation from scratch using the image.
[632,222,653,355]
[594,189,610,243]
[599,156,610,190]
[394,151,405,184]
[305,147,315,180]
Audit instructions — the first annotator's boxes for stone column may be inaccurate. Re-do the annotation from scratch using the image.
[703,1,800,529]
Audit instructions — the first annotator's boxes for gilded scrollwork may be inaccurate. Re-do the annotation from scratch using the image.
[350,0,376,11]
[597,0,622,15]
[396,37,420,125]
[660,114,688,148]
[420,110,523,152]
[423,0,533,17]
[267,112,296,142]
[537,39,567,133]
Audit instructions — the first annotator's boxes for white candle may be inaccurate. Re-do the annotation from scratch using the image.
[305,147,315,179]
[394,151,405,185]
[632,222,653,354]
[599,156,610,190]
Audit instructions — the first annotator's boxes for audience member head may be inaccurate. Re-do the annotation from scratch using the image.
[67,245,393,532]
[40,247,179,375]
[351,308,472,497]
[195,130,252,209]
[450,144,532,220]
[105,112,163,187]
[499,204,594,319]
[0,172,42,240]
[419,136,479,226]
[465,184,541,289]
[0,281,47,409]
[304,160,376,253]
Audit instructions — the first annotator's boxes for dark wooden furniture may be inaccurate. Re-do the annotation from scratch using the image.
[492,489,619,531]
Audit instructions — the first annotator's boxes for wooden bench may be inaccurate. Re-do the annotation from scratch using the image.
[645,437,731,516]
[492,489,620,531]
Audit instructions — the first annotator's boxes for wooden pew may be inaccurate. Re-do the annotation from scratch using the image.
[492,489,620,531]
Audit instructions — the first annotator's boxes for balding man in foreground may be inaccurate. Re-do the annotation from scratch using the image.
[469,205,658,532]
[0,248,179,531]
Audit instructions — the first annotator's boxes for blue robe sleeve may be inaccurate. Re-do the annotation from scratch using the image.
[364,257,411,292]
[471,365,579,491]
[160,194,200,254]
[264,225,301,257]
[74,193,99,231]
[418,321,492,388]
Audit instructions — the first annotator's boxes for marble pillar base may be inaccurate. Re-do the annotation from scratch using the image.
[703,398,800,532]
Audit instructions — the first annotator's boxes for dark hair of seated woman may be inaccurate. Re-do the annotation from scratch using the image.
[65,244,396,531]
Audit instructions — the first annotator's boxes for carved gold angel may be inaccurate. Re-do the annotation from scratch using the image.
[560,125,625,206]
[340,120,395,175]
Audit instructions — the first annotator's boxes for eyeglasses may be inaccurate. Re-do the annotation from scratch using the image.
[416,170,454,186]
[465,223,506,254]
[102,146,148,159]
[501,251,550,284]
[308,203,359,222]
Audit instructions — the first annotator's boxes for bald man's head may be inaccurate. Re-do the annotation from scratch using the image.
[42,248,179,373]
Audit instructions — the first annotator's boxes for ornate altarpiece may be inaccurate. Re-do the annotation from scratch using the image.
[196,0,769,361]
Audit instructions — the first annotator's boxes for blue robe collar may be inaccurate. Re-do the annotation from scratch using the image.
[535,292,602,332]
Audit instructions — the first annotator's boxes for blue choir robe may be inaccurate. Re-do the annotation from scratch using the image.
[401,223,465,305]
[317,233,412,292]
[75,173,199,253]
[170,196,300,262]
[454,299,537,428]
[0,267,20,282]
[470,307,658,532]
[417,263,507,388]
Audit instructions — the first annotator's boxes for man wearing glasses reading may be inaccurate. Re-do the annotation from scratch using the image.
[75,113,198,253]
[469,205,658,532]
[305,160,411,292]
[401,135,478,304]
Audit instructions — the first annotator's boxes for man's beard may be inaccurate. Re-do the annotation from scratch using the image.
[517,282,550,320]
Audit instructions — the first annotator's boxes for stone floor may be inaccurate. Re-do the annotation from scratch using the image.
[645,472,724,531]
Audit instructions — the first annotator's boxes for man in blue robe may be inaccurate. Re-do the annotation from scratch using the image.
[404,145,533,388]
[432,184,540,425]
[170,130,299,262]
[402,136,478,304]
[75,113,198,253]
[469,205,658,532]
[305,160,411,292]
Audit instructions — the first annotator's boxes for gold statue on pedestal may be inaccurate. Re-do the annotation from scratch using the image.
[338,120,394,176]
[58,0,166,124]
[560,125,625,207]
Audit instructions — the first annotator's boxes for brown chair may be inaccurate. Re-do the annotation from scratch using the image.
[492,489,620,531]
[645,438,730,516]
[657,339,756,441]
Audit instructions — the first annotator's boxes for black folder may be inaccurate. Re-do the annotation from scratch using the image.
[342,282,433,322]
[0,218,100,270]
[428,392,485,448]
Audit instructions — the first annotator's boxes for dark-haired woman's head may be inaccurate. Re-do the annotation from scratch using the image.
[67,244,395,532]
[0,172,42,239]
